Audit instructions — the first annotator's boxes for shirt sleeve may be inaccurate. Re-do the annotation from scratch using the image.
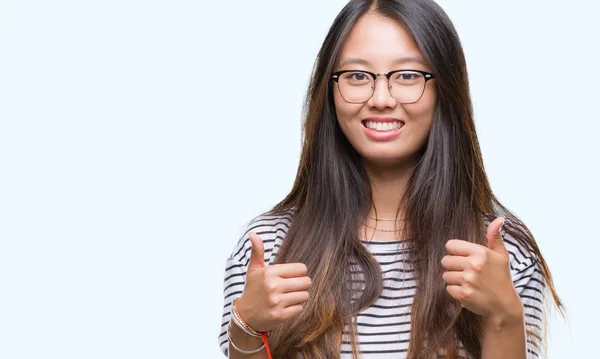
[501,220,547,359]
[512,261,546,359]
[216,211,290,357]
[218,255,248,357]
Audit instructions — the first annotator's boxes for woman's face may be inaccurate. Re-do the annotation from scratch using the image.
[333,13,437,167]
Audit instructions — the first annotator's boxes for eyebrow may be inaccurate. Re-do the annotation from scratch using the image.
[338,56,428,68]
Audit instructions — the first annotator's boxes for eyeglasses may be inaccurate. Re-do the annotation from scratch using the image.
[330,69,435,104]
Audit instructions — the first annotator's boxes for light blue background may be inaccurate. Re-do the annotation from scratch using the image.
[1,1,598,358]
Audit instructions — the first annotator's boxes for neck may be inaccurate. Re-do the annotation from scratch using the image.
[362,157,416,219]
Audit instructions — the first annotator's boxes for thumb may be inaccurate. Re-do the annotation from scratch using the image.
[486,217,507,255]
[248,232,266,271]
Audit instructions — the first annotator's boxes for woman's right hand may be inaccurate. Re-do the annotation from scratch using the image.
[235,232,312,333]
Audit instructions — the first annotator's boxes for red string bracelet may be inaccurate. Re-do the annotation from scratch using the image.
[231,298,272,358]
[261,332,272,359]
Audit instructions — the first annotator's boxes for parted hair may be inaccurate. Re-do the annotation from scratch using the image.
[262,0,563,357]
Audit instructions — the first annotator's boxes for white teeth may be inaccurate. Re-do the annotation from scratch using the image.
[364,121,404,131]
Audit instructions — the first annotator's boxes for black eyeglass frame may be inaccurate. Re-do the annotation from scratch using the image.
[330,69,436,104]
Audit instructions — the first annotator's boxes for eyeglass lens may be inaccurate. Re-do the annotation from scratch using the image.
[337,71,427,104]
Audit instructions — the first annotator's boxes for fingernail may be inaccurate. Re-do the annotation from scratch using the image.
[499,218,505,232]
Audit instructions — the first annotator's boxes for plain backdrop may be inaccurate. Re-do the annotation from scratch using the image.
[1,0,599,358]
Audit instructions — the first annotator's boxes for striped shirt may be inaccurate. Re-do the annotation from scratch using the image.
[219,210,546,358]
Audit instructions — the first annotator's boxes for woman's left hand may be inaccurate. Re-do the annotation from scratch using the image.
[441,217,524,326]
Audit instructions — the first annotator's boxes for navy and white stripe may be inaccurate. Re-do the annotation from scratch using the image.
[219,212,546,358]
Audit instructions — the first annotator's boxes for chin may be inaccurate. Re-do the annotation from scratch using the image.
[359,151,410,167]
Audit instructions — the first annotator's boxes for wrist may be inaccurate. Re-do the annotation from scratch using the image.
[483,300,524,332]
[229,318,264,344]
[233,297,264,335]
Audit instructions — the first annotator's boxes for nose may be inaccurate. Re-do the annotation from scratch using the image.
[368,76,397,110]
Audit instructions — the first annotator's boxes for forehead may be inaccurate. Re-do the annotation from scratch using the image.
[337,13,427,69]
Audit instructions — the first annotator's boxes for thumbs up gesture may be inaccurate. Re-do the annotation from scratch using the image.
[441,218,523,325]
[235,232,312,333]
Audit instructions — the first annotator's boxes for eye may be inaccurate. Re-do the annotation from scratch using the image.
[349,73,367,81]
[392,71,423,84]
[342,71,371,85]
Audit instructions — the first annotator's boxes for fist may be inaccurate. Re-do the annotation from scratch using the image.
[441,217,522,320]
[236,232,312,332]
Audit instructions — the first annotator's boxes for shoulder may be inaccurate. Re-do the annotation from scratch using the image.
[484,215,539,272]
[490,217,548,355]
[484,216,546,298]
[499,217,541,275]
[228,207,295,266]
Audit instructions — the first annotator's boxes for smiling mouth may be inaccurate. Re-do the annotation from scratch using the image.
[361,120,405,132]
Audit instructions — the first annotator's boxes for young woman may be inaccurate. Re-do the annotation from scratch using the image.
[218,0,562,358]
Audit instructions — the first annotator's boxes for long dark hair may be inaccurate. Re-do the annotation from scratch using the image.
[264,0,563,357]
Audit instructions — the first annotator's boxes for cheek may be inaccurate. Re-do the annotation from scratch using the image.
[333,90,360,123]
[407,88,437,127]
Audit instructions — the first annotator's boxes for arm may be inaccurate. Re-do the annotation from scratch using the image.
[219,229,310,358]
[228,320,268,359]
[442,218,546,359]
[219,258,268,358]
[482,250,547,359]
[481,299,526,359]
